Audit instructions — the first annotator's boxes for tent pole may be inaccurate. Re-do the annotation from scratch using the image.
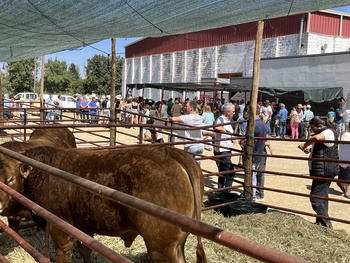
[212,81,217,112]
[40,56,45,122]
[244,20,264,200]
[0,69,3,129]
[110,38,116,146]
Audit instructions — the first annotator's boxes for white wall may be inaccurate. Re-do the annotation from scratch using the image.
[123,32,350,102]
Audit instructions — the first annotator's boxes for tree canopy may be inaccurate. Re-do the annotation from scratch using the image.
[2,54,124,97]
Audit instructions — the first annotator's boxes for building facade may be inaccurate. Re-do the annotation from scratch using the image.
[123,10,350,102]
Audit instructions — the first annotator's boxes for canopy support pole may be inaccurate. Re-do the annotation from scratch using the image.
[110,38,116,146]
[244,20,264,200]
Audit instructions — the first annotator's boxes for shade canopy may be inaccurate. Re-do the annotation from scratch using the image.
[1,0,350,62]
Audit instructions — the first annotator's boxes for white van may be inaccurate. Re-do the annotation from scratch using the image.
[14,92,39,101]
[60,95,76,109]
[43,94,76,109]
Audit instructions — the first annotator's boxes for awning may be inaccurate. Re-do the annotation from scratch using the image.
[1,1,350,62]
[258,86,343,103]
[129,83,343,103]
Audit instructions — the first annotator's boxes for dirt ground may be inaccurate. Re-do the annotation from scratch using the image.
[76,125,350,234]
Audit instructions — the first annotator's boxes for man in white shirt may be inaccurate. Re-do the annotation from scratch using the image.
[214,103,236,191]
[171,100,204,162]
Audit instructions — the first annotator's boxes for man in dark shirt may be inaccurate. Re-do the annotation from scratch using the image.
[252,107,268,201]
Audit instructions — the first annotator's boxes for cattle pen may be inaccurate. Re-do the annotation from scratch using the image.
[0,107,350,262]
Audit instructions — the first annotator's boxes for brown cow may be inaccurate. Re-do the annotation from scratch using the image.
[11,146,207,263]
[0,128,76,227]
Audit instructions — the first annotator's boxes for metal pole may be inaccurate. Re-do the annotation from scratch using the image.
[110,38,116,146]
[244,20,264,199]
[0,69,3,129]
[40,56,45,122]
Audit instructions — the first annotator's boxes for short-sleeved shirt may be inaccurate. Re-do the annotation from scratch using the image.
[214,115,234,152]
[335,108,345,124]
[253,118,268,163]
[88,101,98,114]
[179,114,203,147]
[45,97,54,109]
[309,129,335,169]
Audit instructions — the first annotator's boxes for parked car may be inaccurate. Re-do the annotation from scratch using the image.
[14,92,39,101]
[43,94,76,110]
[60,95,76,109]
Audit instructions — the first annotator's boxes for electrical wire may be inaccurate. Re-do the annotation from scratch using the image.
[287,0,295,16]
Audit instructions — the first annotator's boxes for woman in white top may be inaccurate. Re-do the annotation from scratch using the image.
[298,116,339,228]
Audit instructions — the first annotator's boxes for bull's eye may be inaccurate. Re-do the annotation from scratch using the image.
[6,176,15,185]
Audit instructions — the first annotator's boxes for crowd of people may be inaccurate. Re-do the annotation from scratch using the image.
[4,92,350,228]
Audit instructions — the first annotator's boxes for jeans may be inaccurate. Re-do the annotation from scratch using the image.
[336,123,345,139]
[304,121,311,139]
[256,156,267,198]
[214,151,235,191]
[184,144,204,163]
[298,121,304,138]
[310,178,332,227]
[44,111,52,123]
[279,122,286,137]
[265,120,271,136]
[252,158,265,199]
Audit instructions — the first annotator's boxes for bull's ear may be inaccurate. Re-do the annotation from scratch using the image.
[19,163,33,179]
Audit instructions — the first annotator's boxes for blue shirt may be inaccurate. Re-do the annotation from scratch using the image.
[45,97,54,109]
[254,118,267,163]
[88,100,98,114]
[278,107,288,122]
[4,98,11,109]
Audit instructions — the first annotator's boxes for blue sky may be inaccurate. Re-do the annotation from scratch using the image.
[46,37,140,77]
[47,5,350,77]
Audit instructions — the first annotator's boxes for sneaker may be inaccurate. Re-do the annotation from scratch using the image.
[276,136,280,138]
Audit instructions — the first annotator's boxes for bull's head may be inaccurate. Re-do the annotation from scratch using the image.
[0,155,27,216]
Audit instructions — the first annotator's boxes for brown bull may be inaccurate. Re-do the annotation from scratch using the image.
[16,146,207,263]
[0,128,76,227]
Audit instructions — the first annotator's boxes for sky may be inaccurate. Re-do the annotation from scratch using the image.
[46,37,140,78]
[46,5,350,78]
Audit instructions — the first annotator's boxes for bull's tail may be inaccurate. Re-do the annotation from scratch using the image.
[167,147,207,263]
[192,162,207,263]
[180,153,207,263]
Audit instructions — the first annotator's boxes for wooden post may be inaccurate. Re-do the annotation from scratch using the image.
[0,69,3,128]
[244,20,264,200]
[33,60,37,93]
[110,38,116,146]
[40,56,45,122]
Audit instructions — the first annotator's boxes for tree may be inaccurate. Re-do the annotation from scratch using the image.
[44,58,73,94]
[7,59,35,94]
[68,63,80,79]
[84,55,124,95]
[115,56,124,95]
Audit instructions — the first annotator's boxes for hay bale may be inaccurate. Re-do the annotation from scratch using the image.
[0,135,13,144]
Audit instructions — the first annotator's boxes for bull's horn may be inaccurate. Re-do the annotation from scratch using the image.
[19,163,33,179]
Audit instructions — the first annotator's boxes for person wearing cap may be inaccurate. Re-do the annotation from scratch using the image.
[260,100,272,136]
[303,104,314,139]
[277,103,288,138]
[296,104,305,139]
